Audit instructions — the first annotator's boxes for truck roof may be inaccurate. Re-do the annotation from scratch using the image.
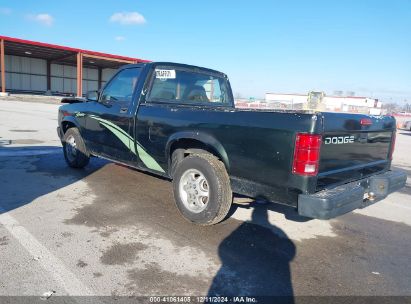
[121,62,228,78]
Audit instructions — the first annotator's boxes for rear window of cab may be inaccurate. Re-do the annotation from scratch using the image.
[147,67,232,106]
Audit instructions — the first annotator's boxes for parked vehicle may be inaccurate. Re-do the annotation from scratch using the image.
[402,121,411,131]
[57,62,407,225]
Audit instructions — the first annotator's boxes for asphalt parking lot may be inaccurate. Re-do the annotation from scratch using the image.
[0,99,410,300]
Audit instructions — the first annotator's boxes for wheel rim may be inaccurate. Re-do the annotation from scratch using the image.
[65,135,77,162]
[179,169,209,213]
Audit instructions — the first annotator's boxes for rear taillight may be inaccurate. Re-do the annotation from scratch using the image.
[360,118,372,126]
[292,133,322,176]
[388,131,396,160]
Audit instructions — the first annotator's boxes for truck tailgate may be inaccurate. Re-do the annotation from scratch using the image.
[317,113,396,190]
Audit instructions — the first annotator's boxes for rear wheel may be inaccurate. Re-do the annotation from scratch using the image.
[172,153,232,225]
[62,128,90,168]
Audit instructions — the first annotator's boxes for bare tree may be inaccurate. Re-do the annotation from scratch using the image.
[234,92,242,100]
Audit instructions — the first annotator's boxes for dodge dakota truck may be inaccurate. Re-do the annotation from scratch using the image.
[57,62,407,225]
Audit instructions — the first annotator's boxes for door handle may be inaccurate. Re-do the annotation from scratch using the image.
[120,107,128,113]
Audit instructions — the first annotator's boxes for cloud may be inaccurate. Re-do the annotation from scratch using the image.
[109,11,146,25]
[115,36,126,41]
[0,7,12,15]
[28,13,54,26]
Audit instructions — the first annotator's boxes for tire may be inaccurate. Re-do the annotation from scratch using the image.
[62,127,90,168]
[170,148,184,178]
[172,153,232,225]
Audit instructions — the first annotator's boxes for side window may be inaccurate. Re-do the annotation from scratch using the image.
[147,68,231,105]
[100,68,141,105]
[196,78,224,103]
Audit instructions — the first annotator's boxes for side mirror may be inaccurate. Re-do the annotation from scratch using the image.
[86,90,99,102]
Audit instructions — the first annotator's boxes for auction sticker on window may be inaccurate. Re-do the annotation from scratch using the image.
[155,69,176,79]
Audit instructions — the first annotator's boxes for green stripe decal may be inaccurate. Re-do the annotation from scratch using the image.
[135,144,165,173]
[96,121,136,154]
[89,115,165,173]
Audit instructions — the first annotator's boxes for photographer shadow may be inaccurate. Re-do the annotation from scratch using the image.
[208,204,296,299]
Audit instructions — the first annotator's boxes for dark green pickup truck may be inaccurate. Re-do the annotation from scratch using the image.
[57,62,407,225]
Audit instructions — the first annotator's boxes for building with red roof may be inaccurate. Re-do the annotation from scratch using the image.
[0,35,149,97]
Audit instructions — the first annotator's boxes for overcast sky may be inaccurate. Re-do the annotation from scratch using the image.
[1,0,410,103]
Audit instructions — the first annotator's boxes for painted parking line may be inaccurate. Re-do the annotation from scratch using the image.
[0,209,94,296]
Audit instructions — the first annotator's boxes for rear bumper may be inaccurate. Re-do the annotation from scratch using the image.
[298,170,407,219]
